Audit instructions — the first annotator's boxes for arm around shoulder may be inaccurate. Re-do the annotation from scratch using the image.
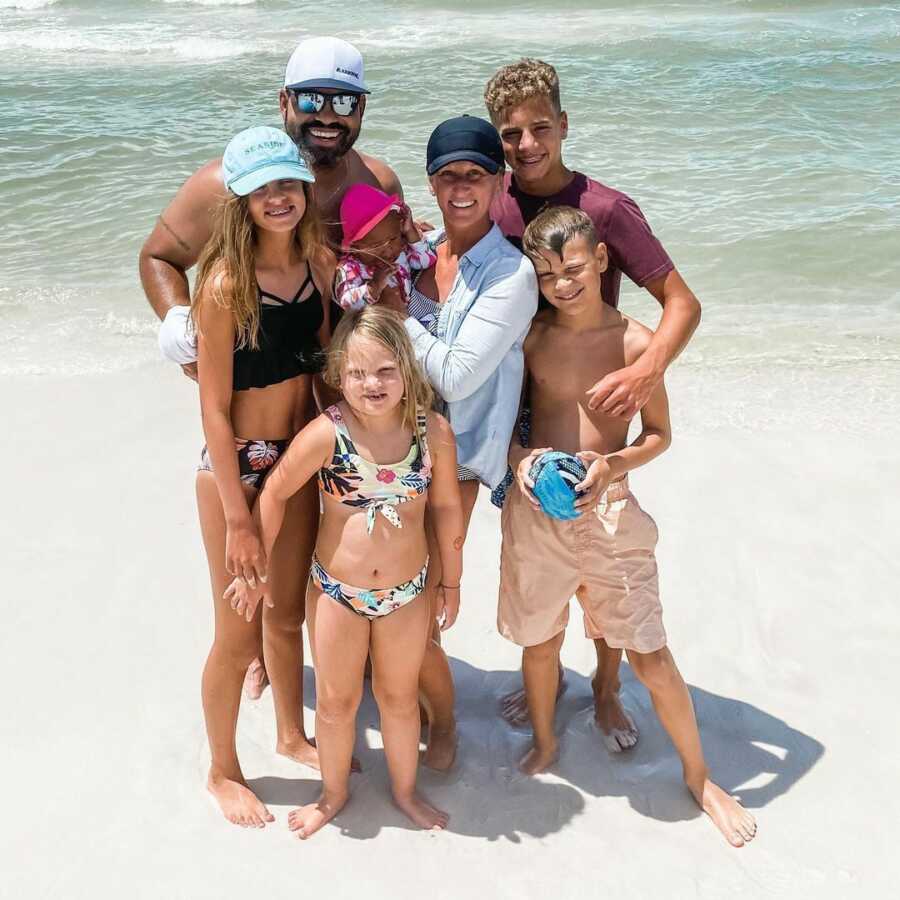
[614,317,672,464]
[640,268,701,375]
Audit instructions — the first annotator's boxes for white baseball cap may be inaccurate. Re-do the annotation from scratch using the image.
[284,36,370,95]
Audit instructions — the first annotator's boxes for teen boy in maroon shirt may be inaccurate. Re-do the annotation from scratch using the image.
[485,59,702,749]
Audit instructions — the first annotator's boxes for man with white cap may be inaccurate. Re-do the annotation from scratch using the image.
[141,36,401,374]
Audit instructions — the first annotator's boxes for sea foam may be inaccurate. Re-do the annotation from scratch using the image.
[0,0,58,10]
[158,0,257,6]
[0,27,254,60]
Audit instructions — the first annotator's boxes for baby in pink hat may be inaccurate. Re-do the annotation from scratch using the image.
[336,184,437,312]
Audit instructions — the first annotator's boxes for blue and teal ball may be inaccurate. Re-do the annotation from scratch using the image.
[528,451,587,520]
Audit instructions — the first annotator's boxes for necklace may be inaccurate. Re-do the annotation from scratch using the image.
[313,155,350,211]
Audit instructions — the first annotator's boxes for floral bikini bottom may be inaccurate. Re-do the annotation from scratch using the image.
[198,438,288,490]
[311,555,428,620]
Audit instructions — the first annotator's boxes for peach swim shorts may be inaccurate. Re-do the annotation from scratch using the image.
[498,476,667,653]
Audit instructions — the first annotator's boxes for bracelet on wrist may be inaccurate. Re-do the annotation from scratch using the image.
[440,582,460,590]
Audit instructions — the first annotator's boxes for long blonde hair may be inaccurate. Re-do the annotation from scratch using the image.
[325,306,434,434]
[192,181,331,349]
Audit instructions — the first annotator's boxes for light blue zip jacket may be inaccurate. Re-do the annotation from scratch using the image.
[404,224,538,488]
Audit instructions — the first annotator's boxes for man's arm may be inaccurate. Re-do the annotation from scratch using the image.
[139,159,225,319]
[587,268,700,418]
[583,193,700,417]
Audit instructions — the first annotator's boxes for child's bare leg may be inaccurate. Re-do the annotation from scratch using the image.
[417,521,455,769]
[419,624,457,770]
[500,659,566,727]
[417,479,478,771]
[196,473,274,828]
[591,639,638,752]
[371,592,448,830]
[519,631,565,774]
[626,647,757,847]
[288,588,368,839]
[264,482,320,769]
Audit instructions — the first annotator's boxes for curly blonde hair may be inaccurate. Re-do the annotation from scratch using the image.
[484,58,562,124]
[325,306,434,435]
[192,182,331,350]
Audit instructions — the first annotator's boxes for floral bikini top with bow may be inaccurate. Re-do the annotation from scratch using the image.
[317,404,432,534]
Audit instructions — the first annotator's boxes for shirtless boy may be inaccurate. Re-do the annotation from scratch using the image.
[485,59,702,747]
[499,206,756,848]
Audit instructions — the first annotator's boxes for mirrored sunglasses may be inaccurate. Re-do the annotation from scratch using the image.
[291,91,360,117]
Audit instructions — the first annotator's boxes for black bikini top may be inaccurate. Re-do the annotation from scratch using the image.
[232,269,325,392]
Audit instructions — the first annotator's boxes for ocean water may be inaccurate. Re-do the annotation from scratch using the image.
[1,0,898,433]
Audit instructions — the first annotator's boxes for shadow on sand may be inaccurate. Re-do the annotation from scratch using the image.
[251,658,823,841]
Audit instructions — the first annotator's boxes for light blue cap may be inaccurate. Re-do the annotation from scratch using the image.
[222,126,315,196]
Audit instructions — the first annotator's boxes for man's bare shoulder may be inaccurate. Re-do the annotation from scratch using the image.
[622,314,654,366]
[356,150,402,196]
[182,157,227,203]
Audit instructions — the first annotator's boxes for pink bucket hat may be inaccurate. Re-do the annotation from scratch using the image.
[340,183,403,251]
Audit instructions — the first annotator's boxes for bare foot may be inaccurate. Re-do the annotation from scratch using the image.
[242,657,269,700]
[276,736,321,770]
[207,771,274,828]
[500,672,567,727]
[393,791,449,830]
[689,777,758,847]
[423,726,457,771]
[593,682,638,753]
[518,740,559,775]
[287,791,348,840]
[277,736,362,773]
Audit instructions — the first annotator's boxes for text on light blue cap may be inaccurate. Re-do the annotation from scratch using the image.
[222,126,315,196]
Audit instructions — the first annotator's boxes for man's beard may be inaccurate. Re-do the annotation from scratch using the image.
[287,120,358,168]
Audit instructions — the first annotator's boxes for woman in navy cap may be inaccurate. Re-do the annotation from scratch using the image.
[380,116,538,768]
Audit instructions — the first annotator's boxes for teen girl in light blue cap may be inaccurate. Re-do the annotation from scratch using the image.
[189,125,334,829]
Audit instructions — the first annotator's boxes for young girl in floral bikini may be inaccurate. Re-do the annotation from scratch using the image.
[227,305,464,838]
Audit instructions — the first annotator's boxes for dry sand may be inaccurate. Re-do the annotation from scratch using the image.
[2,363,898,898]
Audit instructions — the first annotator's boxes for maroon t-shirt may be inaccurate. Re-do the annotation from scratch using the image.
[491,172,674,308]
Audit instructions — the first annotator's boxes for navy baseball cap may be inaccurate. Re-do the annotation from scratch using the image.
[426,115,505,176]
